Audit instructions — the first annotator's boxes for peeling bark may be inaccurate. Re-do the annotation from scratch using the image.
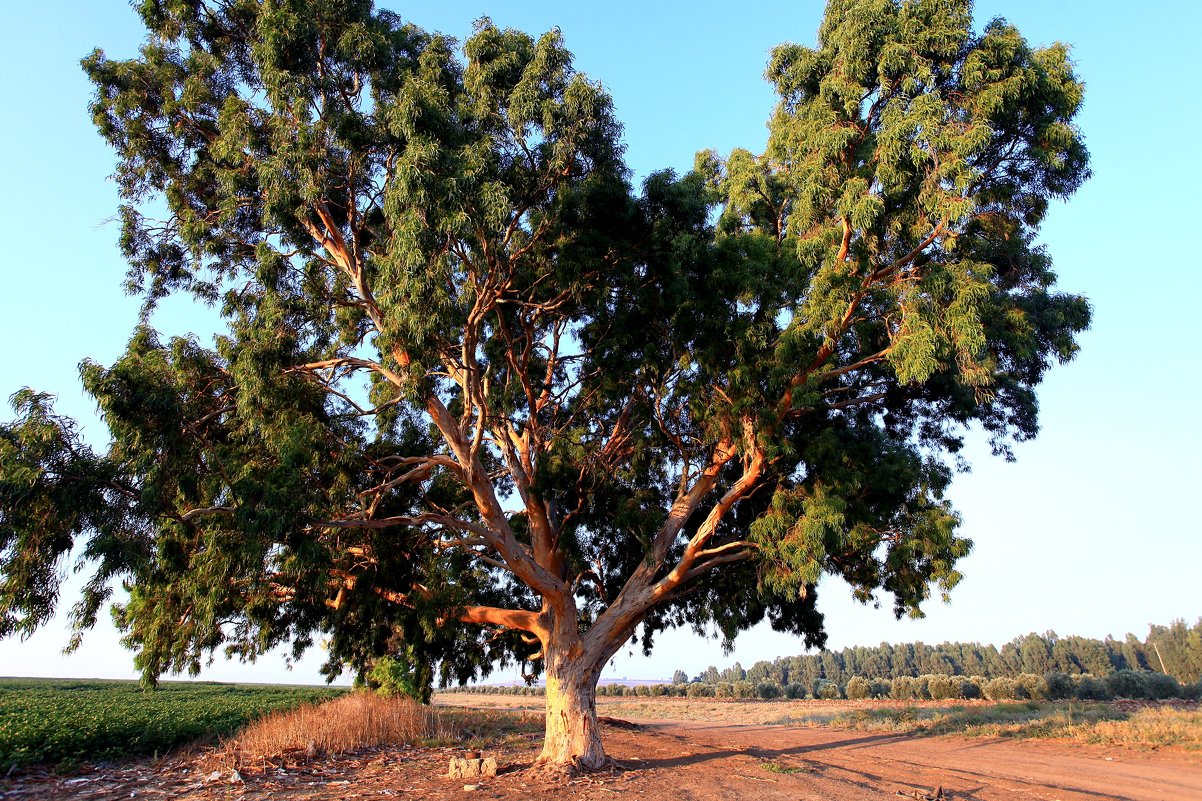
[537,654,606,771]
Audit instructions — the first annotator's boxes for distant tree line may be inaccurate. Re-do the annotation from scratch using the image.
[454,669,1198,702]
[451,619,1202,702]
[680,619,1202,689]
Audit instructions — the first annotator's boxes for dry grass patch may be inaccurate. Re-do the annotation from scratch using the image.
[1077,707,1202,750]
[220,692,458,765]
[823,702,1202,749]
[439,706,545,751]
[825,702,1122,738]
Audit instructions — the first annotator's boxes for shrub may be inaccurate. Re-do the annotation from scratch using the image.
[926,674,961,700]
[733,681,756,699]
[365,652,430,702]
[815,680,842,700]
[1145,672,1182,700]
[1074,674,1111,701]
[959,677,982,700]
[1106,670,1150,700]
[686,682,712,698]
[891,676,921,700]
[757,681,783,700]
[1183,681,1202,702]
[1016,673,1049,701]
[785,682,807,700]
[714,682,734,699]
[983,677,1021,701]
[1044,671,1075,700]
[845,677,872,700]
[650,683,668,697]
[870,679,893,699]
[634,684,651,697]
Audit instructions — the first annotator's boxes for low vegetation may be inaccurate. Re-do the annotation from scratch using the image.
[0,678,344,768]
[5,676,1199,773]
[642,620,1202,695]
[443,691,1202,751]
[219,693,456,767]
[819,702,1202,749]
[1082,706,1202,749]
[456,667,1202,703]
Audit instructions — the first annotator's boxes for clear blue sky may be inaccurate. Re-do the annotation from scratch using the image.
[1,1,1199,685]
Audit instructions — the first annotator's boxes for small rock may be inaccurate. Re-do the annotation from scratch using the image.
[230,770,244,784]
[447,755,497,779]
[206,771,223,783]
[464,784,479,791]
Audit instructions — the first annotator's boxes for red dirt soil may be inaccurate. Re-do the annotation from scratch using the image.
[4,713,1200,800]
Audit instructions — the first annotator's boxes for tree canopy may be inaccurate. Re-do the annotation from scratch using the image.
[0,0,1089,769]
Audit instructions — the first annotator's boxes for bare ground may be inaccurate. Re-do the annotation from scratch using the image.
[4,699,1201,801]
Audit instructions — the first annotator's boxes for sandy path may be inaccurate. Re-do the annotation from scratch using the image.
[6,707,1200,800]
[628,719,1202,801]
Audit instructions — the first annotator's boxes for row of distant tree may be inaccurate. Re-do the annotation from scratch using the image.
[451,620,1201,702]
[456,669,1198,702]
[670,619,1202,688]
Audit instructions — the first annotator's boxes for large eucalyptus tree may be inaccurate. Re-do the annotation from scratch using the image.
[0,0,1089,770]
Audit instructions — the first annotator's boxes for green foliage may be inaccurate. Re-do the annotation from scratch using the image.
[1,0,1090,705]
[983,677,1021,701]
[925,673,962,700]
[694,622,1199,692]
[845,676,871,700]
[365,646,432,702]
[0,678,343,767]
[1014,673,1049,701]
[1144,671,1183,700]
[756,681,783,700]
[1073,675,1111,701]
[1105,670,1150,700]
[1145,619,1202,684]
[815,679,843,700]
[1044,671,1075,700]
[891,676,924,700]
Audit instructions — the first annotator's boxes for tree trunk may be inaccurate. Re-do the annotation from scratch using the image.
[536,652,606,771]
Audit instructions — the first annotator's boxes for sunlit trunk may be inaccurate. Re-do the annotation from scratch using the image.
[537,648,606,771]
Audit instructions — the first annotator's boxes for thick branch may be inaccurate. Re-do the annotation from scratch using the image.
[655,447,766,596]
[456,605,546,639]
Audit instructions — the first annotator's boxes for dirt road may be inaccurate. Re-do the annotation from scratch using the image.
[6,714,1200,800]
[622,719,1202,801]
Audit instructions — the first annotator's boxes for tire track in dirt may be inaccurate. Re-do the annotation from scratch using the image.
[633,720,1202,800]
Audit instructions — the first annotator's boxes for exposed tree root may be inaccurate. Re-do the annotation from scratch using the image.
[524,755,627,780]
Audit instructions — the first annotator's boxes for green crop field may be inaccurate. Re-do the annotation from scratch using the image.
[0,677,347,768]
